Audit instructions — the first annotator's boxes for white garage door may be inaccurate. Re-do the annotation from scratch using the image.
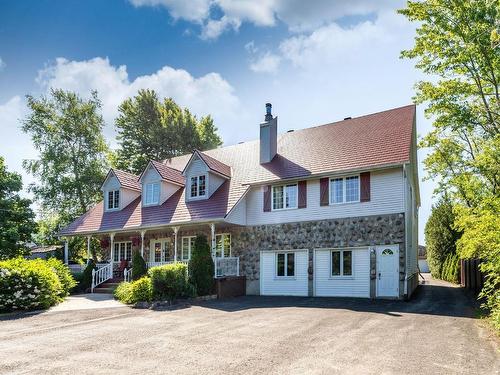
[314,248,370,298]
[260,250,309,296]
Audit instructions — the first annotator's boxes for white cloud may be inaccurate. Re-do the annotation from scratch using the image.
[129,0,211,22]
[0,57,5,71]
[36,57,242,144]
[249,52,281,73]
[129,0,403,39]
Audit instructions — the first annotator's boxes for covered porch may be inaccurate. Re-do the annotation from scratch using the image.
[61,221,241,292]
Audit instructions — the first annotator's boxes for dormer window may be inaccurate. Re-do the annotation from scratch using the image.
[107,190,120,210]
[144,182,160,205]
[190,175,206,198]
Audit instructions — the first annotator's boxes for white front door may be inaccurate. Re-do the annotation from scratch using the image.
[376,245,399,297]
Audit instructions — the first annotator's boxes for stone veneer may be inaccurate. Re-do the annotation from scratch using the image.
[230,213,406,298]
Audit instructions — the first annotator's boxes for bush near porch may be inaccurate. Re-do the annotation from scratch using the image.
[114,263,195,304]
[0,257,76,312]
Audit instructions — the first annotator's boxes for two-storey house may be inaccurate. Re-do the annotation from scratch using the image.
[60,103,420,299]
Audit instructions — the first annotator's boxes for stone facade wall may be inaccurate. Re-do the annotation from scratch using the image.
[230,213,406,298]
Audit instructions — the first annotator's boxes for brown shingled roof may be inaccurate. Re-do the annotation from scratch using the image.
[112,169,141,191]
[150,160,185,185]
[60,104,415,235]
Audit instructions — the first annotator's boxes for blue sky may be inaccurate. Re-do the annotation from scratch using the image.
[0,0,436,243]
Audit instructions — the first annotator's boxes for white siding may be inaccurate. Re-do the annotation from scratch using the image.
[246,168,404,225]
[209,172,225,197]
[314,248,370,297]
[405,167,419,277]
[121,188,140,209]
[260,250,308,296]
[160,181,180,203]
[225,196,246,225]
[102,174,120,191]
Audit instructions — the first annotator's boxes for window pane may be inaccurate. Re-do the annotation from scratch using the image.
[345,176,359,202]
[154,242,161,262]
[190,177,198,197]
[153,182,160,203]
[114,243,119,261]
[108,191,114,209]
[287,253,295,277]
[199,175,206,196]
[164,241,173,261]
[126,243,132,261]
[215,235,223,257]
[343,251,352,276]
[332,251,340,276]
[285,184,297,208]
[277,253,285,276]
[330,179,343,203]
[182,237,189,260]
[114,190,119,208]
[272,186,284,210]
[223,234,231,257]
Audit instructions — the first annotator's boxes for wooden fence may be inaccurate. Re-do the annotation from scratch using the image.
[460,259,484,294]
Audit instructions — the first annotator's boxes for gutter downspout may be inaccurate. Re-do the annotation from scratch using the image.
[403,164,408,298]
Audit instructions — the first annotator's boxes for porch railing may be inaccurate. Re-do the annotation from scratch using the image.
[215,257,239,277]
[124,267,133,283]
[91,263,112,293]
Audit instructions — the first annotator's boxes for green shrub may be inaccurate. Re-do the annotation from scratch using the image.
[441,253,460,284]
[71,271,84,293]
[132,251,147,280]
[114,277,152,304]
[148,262,194,301]
[46,258,76,297]
[189,235,214,296]
[0,257,63,312]
[80,260,95,292]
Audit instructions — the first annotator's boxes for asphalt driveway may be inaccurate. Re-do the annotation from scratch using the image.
[0,275,498,375]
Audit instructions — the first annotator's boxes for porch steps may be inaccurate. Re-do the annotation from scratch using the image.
[94,281,121,294]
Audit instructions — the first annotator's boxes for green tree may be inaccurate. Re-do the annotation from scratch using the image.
[189,235,214,296]
[114,89,223,174]
[22,89,109,226]
[425,197,462,278]
[0,157,36,259]
[400,0,499,325]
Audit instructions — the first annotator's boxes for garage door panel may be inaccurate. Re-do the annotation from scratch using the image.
[314,248,370,298]
[261,250,308,296]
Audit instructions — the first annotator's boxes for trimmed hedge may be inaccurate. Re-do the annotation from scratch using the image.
[0,257,73,312]
[189,235,214,296]
[441,253,460,284]
[148,263,195,301]
[132,252,147,280]
[114,277,152,304]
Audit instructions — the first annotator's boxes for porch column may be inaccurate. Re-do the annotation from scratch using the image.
[63,239,69,265]
[86,236,91,264]
[173,227,179,262]
[140,230,146,257]
[110,232,115,271]
[210,223,216,277]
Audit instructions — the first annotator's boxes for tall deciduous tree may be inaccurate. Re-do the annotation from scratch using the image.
[114,89,223,174]
[0,157,36,259]
[400,0,499,326]
[22,89,109,225]
[424,196,462,279]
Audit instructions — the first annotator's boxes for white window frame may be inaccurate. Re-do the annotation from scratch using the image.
[113,241,132,262]
[181,236,196,261]
[149,238,172,262]
[189,174,208,199]
[106,189,120,210]
[330,249,354,278]
[329,175,360,205]
[271,183,298,211]
[215,233,231,258]
[275,252,296,279]
[144,181,160,206]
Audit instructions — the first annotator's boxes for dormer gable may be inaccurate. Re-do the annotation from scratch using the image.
[101,169,141,211]
[182,150,231,201]
[138,160,184,206]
